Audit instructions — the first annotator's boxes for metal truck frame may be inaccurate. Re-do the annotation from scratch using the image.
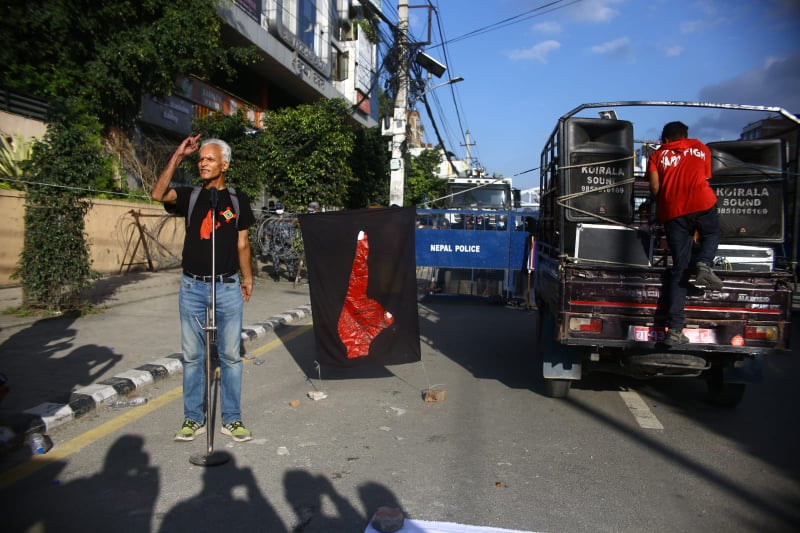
[533,101,798,406]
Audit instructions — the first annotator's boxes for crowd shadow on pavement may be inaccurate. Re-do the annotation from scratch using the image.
[6,434,158,533]
[4,430,403,532]
[158,454,285,532]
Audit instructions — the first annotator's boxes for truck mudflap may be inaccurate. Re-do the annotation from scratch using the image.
[538,306,582,380]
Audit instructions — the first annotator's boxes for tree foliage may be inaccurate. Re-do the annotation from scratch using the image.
[0,0,257,131]
[173,100,390,213]
[405,149,446,208]
[347,126,390,208]
[261,99,356,212]
[16,103,113,311]
[191,110,265,201]
[1,0,258,311]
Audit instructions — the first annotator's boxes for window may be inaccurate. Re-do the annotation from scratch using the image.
[299,0,317,50]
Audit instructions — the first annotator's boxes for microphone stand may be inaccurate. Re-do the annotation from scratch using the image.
[190,186,231,467]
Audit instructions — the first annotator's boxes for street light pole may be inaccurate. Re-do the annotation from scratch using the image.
[414,77,464,104]
[389,72,463,206]
[388,0,409,207]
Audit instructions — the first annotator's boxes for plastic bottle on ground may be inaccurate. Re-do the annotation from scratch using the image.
[107,397,148,408]
[29,432,53,455]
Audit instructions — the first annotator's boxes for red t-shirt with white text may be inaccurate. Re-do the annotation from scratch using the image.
[647,138,716,223]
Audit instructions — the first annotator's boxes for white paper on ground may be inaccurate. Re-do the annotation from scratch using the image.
[364,519,538,533]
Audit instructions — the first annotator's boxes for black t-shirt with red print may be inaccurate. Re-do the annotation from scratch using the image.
[168,186,255,276]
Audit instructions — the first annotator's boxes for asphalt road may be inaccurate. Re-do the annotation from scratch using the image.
[1,300,798,533]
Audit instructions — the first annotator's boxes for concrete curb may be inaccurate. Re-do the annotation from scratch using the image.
[0,304,313,450]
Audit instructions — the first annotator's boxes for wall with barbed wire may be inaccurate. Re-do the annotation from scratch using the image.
[0,191,185,285]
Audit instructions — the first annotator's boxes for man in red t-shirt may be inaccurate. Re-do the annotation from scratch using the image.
[648,121,723,346]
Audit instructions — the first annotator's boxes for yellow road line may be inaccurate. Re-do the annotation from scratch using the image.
[0,387,182,490]
[247,323,312,356]
[0,323,313,490]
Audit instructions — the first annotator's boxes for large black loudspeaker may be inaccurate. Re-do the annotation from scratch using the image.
[708,139,785,243]
[561,118,634,222]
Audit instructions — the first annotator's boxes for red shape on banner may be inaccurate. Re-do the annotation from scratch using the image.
[337,231,394,358]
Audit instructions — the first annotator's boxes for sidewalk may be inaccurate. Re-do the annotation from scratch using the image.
[0,268,312,448]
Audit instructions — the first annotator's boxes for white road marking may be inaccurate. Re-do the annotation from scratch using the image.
[618,389,664,430]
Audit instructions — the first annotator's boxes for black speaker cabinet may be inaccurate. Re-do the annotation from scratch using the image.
[708,139,785,243]
[560,118,634,223]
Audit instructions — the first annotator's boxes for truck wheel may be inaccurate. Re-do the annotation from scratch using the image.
[545,379,571,398]
[706,366,746,408]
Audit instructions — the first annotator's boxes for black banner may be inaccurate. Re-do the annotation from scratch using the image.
[298,208,421,367]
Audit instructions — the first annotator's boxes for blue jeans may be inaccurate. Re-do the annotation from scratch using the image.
[663,206,720,330]
[179,274,243,426]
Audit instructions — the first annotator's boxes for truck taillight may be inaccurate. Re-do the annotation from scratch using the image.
[569,317,602,332]
[743,325,778,341]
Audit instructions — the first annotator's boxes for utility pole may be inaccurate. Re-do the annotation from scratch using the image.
[461,130,475,172]
[389,0,409,207]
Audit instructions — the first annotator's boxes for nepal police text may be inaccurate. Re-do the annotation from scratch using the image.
[430,244,481,253]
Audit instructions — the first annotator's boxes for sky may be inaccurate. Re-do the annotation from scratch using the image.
[385,0,800,192]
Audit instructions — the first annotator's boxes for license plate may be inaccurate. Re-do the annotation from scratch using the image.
[628,326,717,344]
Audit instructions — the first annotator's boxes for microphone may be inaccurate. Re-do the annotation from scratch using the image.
[209,187,218,209]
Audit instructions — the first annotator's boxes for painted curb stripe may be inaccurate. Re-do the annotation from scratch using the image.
[0,305,312,446]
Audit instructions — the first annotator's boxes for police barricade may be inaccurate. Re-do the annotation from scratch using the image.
[415,209,534,301]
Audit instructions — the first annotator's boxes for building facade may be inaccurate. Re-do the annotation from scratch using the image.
[138,0,380,139]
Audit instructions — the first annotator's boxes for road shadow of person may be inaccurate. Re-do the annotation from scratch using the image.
[6,434,158,533]
[0,314,122,437]
[284,469,364,532]
[159,455,284,533]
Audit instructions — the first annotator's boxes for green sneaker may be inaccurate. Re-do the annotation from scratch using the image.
[221,420,252,442]
[174,419,206,442]
[662,329,690,347]
[695,262,723,290]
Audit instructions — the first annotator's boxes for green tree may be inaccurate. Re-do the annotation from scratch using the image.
[0,0,257,312]
[0,0,257,131]
[261,99,356,212]
[16,103,113,311]
[192,110,265,201]
[406,148,446,208]
[347,126,389,208]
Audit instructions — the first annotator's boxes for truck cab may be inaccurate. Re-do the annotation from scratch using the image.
[444,176,516,211]
[533,101,798,406]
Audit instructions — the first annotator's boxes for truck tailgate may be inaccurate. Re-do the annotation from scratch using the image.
[560,265,793,354]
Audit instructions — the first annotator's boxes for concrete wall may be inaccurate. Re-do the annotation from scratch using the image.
[0,110,47,140]
[0,191,184,286]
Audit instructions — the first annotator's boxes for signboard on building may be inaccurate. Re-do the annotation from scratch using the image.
[177,77,264,127]
[235,0,261,21]
[274,21,332,78]
[140,94,193,134]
